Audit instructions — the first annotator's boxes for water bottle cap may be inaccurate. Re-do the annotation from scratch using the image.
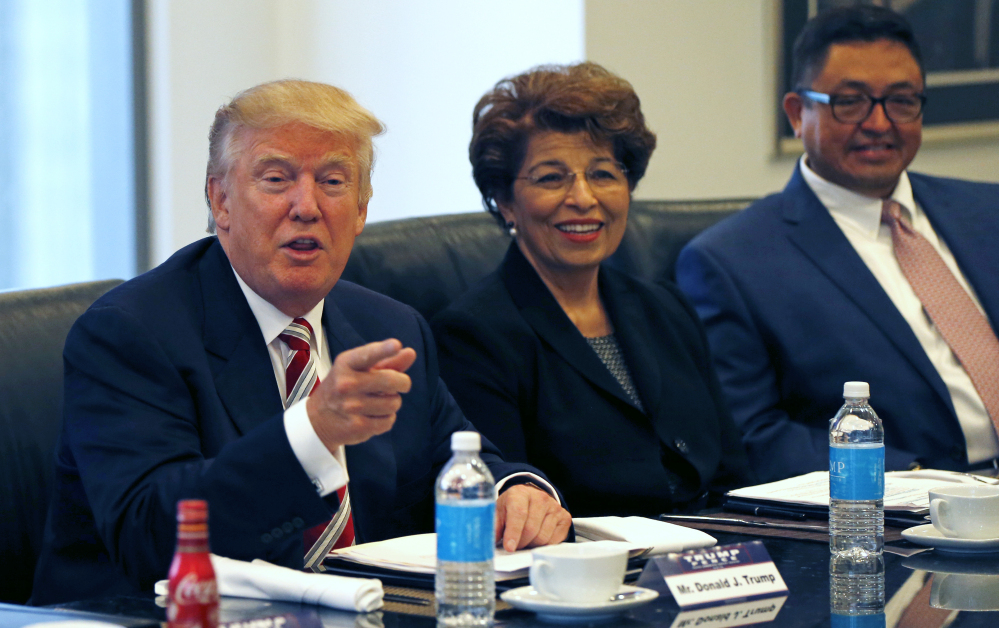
[451,431,481,451]
[843,381,870,398]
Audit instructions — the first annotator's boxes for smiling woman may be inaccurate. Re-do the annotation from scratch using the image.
[430,63,753,518]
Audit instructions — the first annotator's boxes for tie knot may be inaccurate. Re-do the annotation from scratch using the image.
[279,317,314,352]
[881,199,905,226]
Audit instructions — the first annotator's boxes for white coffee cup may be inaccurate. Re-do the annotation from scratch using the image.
[928,485,999,539]
[529,542,628,604]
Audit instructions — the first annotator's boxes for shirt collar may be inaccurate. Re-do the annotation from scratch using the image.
[231,268,325,358]
[799,155,917,236]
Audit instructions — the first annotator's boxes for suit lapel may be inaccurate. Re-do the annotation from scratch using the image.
[782,167,953,410]
[912,174,999,327]
[601,272,661,414]
[200,241,284,435]
[323,292,397,543]
[501,244,637,409]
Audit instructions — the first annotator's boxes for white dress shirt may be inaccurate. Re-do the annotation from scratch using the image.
[800,157,999,463]
[232,270,554,500]
[233,271,346,496]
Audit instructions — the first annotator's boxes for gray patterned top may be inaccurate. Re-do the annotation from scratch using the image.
[585,334,644,412]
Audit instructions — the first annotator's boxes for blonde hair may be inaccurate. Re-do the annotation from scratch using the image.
[205,79,385,233]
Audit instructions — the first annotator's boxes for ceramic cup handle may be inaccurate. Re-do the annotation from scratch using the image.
[929,498,957,537]
[529,560,556,599]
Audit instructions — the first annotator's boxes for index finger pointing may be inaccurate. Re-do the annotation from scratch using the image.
[339,339,404,372]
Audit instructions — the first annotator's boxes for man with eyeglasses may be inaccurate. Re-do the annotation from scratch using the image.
[676,5,999,482]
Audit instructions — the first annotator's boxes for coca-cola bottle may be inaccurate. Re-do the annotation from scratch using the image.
[167,499,219,628]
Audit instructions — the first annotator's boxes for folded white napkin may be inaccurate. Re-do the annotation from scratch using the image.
[154,554,383,612]
[573,516,716,555]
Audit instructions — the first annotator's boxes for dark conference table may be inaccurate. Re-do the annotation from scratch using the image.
[6,529,999,627]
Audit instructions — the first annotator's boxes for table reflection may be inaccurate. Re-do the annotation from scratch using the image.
[829,552,885,627]
[903,552,999,612]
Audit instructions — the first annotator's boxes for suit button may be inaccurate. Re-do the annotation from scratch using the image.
[261,533,273,544]
[292,517,305,529]
[675,439,690,454]
[282,522,294,534]
[271,527,284,539]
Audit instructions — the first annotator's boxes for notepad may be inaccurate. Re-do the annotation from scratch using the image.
[725,470,997,523]
[329,532,650,581]
[572,516,717,555]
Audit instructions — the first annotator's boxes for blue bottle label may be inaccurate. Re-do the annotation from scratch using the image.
[436,500,495,563]
[830,444,885,501]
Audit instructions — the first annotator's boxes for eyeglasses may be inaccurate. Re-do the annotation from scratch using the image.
[515,162,629,194]
[798,89,926,124]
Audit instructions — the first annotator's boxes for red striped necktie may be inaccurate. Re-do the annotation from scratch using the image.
[279,318,356,572]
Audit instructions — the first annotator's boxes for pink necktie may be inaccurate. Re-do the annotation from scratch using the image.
[279,318,355,571]
[881,200,999,434]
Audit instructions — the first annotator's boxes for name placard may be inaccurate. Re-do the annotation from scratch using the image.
[655,541,787,608]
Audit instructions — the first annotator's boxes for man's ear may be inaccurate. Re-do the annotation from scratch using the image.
[355,201,368,236]
[783,92,805,139]
[207,176,230,232]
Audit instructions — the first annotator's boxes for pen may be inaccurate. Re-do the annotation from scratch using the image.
[384,593,432,606]
[725,503,809,521]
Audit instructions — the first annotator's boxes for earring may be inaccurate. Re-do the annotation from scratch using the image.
[506,221,517,237]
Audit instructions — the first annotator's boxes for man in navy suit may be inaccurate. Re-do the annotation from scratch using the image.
[32,80,570,604]
[676,6,999,483]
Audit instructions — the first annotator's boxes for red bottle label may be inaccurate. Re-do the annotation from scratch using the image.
[168,569,219,628]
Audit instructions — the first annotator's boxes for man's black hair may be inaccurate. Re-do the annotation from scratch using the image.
[791,4,924,91]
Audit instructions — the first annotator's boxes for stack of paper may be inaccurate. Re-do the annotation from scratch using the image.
[331,532,649,581]
[726,470,995,517]
[573,516,716,555]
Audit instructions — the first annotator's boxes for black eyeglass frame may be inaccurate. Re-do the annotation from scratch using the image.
[797,89,927,124]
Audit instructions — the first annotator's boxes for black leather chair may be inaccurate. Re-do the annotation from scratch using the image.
[341,198,752,321]
[0,279,123,604]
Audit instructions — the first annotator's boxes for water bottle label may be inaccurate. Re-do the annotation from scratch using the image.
[830,445,884,501]
[436,500,495,563]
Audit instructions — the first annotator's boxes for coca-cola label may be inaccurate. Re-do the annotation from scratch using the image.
[174,572,219,606]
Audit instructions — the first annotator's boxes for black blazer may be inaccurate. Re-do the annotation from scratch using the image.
[32,238,542,604]
[432,244,751,517]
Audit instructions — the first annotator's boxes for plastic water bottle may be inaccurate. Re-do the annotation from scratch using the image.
[435,431,496,626]
[829,382,885,616]
[829,381,885,558]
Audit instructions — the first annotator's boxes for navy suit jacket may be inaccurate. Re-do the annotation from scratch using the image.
[32,237,539,604]
[676,167,999,482]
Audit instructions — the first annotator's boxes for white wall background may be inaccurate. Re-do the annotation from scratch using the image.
[585,0,999,202]
[148,0,999,264]
[146,0,583,265]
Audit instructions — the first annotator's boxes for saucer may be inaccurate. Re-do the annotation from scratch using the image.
[500,584,659,623]
[901,524,999,555]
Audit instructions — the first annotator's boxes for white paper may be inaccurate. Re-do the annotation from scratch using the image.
[331,533,648,580]
[727,470,987,512]
[573,516,716,555]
